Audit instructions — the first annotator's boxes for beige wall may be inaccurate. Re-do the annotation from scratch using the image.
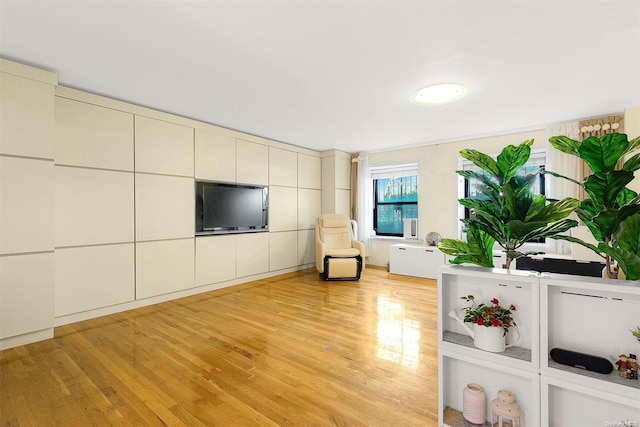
[367,130,547,265]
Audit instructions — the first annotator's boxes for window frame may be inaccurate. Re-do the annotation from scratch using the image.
[370,164,418,237]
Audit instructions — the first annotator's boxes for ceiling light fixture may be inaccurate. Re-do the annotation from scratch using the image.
[411,83,468,105]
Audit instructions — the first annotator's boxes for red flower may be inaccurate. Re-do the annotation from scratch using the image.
[468,295,475,300]
[491,298,499,305]
[476,318,484,326]
[510,304,516,311]
[490,318,500,327]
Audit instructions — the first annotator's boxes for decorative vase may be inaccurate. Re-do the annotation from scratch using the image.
[462,383,486,425]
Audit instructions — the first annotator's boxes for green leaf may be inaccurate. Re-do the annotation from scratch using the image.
[625,135,640,153]
[526,197,579,222]
[460,149,499,176]
[542,169,584,187]
[496,140,533,182]
[552,234,602,259]
[583,170,634,208]
[549,135,581,156]
[622,153,640,172]
[579,134,629,174]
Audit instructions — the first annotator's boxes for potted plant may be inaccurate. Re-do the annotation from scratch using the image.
[438,139,579,269]
[546,133,640,279]
[448,294,519,353]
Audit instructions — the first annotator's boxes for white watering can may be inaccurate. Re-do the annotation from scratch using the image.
[448,310,520,353]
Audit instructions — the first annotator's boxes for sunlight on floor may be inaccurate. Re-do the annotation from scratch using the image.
[376,295,421,370]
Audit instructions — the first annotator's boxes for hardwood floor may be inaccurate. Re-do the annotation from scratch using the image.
[0,266,438,426]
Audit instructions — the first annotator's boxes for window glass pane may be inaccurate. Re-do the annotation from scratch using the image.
[376,176,418,203]
[375,204,418,235]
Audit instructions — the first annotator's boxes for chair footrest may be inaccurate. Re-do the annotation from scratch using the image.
[323,256,362,281]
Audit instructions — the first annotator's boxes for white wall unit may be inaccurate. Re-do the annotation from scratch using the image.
[298,154,321,189]
[269,231,298,271]
[297,188,322,230]
[236,139,268,185]
[297,229,315,266]
[335,188,351,217]
[0,253,55,339]
[135,115,194,177]
[55,244,135,316]
[55,97,134,171]
[268,186,298,232]
[236,232,269,277]
[539,273,640,423]
[55,167,134,247]
[0,157,55,254]
[0,70,56,158]
[439,265,640,426]
[135,174,194,241]
[269,147,297,187]
[389,244,445,279]
[194,128,236,182]
[136,239,195,299]
[195,234,237,286]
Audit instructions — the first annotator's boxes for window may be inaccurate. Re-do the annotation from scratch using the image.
[372,164,418,237]
[458,149,546,241]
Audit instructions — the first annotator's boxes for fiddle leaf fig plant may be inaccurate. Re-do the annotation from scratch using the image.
[438,139,579,269]
[547,133,640,279]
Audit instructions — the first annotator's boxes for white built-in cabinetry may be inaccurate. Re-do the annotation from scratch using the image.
[0,58,329,349]
[1,60,57,349]
[438,265,640,426]
[389,243,445,279]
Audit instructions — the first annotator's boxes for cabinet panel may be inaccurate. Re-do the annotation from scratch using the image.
[269,186,298,232]
[136,239,195,299]
[55,167,134,247]
[389,244,445,279]
[135,116,194,177]
[195,234,237,286]
[55,97,134,171]
[135,174,194,241]
[269,147,297,187]
[335,188,351,217]
[0,72,55,158]
[0,253,54,338]
[335,155,351,190]
[55,244,135,316]
[298,229,315,265]
[236,232,269,277]
[236,139,268,185]
[195,128,236,182]
[298,154,321,189]
[1,157,54,254]
[269,231,297,271]
[298,188,321,230]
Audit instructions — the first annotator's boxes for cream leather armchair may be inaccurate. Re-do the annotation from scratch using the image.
[315,214,365,280]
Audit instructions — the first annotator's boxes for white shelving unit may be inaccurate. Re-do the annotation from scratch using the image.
[540,273,640,425]
[438,265,640,427]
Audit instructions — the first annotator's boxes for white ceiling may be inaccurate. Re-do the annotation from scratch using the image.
[1,1,639,154]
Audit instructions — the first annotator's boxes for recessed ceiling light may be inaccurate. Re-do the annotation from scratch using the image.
[411,83,468,105]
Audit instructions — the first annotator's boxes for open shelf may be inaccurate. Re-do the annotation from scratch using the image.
[443,331,531,363]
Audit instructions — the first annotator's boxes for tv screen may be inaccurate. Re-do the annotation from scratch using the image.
[195,181,268,234]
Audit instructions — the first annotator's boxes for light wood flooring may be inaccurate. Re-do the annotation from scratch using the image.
[0,266,438,426]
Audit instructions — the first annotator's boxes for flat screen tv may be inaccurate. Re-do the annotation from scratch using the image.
[195,181,268,235]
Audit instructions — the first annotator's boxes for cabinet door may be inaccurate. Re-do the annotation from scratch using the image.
[0,253,54,339]
[236,233,269,277]
[195,128,235,182]
[136,239,195,299]
[55,244,135,316]
[269,186,298,232]
[269,147,297,186]
[195,234,237,286]
[269,231,297,271]
[298,154,321,189]
[55,97,134,171]
[236,139,268,185]
[135,116,194,177]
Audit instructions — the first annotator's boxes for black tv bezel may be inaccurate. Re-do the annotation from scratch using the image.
[195,180,269,236]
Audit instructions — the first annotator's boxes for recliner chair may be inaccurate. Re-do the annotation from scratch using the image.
[315,214,365,280]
